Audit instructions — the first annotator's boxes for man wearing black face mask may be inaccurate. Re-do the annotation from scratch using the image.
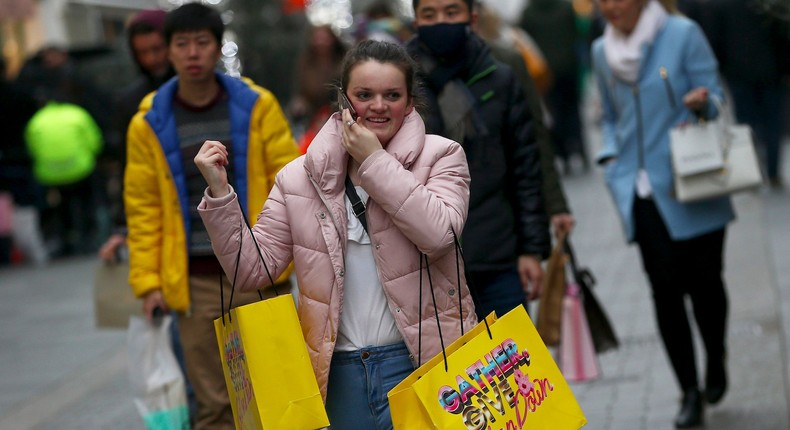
[406,0,550,320]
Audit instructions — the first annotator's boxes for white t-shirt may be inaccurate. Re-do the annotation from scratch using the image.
[334,186,404,352]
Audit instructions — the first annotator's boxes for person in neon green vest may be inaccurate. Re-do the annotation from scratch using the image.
[25,101,103,255]
[26,101,102,186]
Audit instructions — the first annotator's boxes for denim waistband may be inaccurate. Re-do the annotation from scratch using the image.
[331,342,410,365]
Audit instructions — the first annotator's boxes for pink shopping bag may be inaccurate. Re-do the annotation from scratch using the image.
[560,283,601,382]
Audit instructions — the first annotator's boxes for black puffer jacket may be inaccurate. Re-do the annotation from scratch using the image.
[407,34,550,272]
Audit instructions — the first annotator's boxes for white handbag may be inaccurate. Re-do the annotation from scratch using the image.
[673,99,763,202]
[670,122,725,177]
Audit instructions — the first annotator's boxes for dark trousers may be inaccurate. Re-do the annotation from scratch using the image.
[468,268,529,320]
[43,174,99,255]
[633,197,728,391]
[547,73,586,165]
[729,80,783,180]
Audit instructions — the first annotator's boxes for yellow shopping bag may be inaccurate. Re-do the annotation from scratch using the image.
[388,306,587,429]
[214,200,329,429]
[214,294,329,430]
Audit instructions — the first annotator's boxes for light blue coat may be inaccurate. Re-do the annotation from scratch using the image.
[592,15,735,242]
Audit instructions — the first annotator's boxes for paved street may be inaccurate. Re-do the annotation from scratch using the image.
[1,134,789,429]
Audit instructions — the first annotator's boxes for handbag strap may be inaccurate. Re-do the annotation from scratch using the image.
[219,195,280,325]
[344,175,368,234]
[709,95,734,156]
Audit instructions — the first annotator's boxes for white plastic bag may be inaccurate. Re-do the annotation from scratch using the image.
[127,315,190,430]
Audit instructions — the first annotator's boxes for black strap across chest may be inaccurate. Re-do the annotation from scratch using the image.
[344,175,368,234]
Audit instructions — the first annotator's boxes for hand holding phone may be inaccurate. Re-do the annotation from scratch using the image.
[338,90,357,121]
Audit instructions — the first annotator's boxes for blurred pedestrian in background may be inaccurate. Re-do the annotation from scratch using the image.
[99,9,174,262]
[592,0,733,427]
[287,24,346,154]
[474,0,575,238]
[123,3,299,429]
[476,0,553,95]
[703,0,789,189]
[25,100,103,257]
[352,0,414,44]
[520,0,589,173]
[195,39,476,429]
[0,57,47,266]
[16,45,110,257]
[16,45,111,141]
[407,0,551,320]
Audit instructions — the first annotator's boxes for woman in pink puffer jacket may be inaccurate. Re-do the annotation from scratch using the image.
[195,40,476,429]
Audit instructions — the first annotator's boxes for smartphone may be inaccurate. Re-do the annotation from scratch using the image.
[338,90,358,121]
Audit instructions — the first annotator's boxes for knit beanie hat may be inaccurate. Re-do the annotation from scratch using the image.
[128,9,166,33]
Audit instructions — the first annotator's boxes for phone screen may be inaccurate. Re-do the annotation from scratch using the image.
[338,91,358,121]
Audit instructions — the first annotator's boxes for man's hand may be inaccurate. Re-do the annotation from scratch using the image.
[518,255,543,301]
[550,213,575,239]
[194,140,231,198]
[142,289,169,322]
[98,233,126,262]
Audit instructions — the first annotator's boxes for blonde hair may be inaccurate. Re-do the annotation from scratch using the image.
[657,0,679,14]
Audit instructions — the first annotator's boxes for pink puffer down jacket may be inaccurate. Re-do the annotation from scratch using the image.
[199,111,478,399]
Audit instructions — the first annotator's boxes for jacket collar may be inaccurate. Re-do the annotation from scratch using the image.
[303,110,427,194]
[145,72,258,129]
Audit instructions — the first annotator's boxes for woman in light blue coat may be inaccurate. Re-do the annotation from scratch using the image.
[592,0,734,427]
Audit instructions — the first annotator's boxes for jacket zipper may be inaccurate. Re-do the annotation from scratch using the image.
[633,86,645,170]
[659,67,678,109]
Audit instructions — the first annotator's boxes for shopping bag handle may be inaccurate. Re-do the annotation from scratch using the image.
[219,197,281,326]
[450,227,492,340]
[418,252,449,371]
[416,227,492,371]
[563,238,596,290]
[689,95,733,156]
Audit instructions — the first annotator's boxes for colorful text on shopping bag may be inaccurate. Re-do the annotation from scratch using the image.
[436,337,557,429]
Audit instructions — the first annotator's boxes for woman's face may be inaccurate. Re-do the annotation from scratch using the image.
[346,60,413,146]
[598,0,646,34]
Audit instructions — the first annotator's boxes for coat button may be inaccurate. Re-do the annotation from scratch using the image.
[395,307,401,313]
[339,269,345,277]
[448,288,456,296]
[375,244,381,250]
[361,351,371,359]
[330,334,336,342]
[319,212,326,219]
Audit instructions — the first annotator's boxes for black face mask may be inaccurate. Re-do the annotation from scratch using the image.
[417,22,471,59]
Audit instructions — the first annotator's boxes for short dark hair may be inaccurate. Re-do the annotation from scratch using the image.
[412,0,473,13]
[339,40,422,108]
[164,3,224,45]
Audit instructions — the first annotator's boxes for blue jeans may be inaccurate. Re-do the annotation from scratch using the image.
[325,342,413,430]
[468,268,530,320]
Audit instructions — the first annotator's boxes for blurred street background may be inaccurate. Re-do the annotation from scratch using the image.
[2,134,789,430]
[1,0,790,429]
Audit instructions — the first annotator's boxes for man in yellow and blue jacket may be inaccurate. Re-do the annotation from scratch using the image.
[124,4,298,429]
